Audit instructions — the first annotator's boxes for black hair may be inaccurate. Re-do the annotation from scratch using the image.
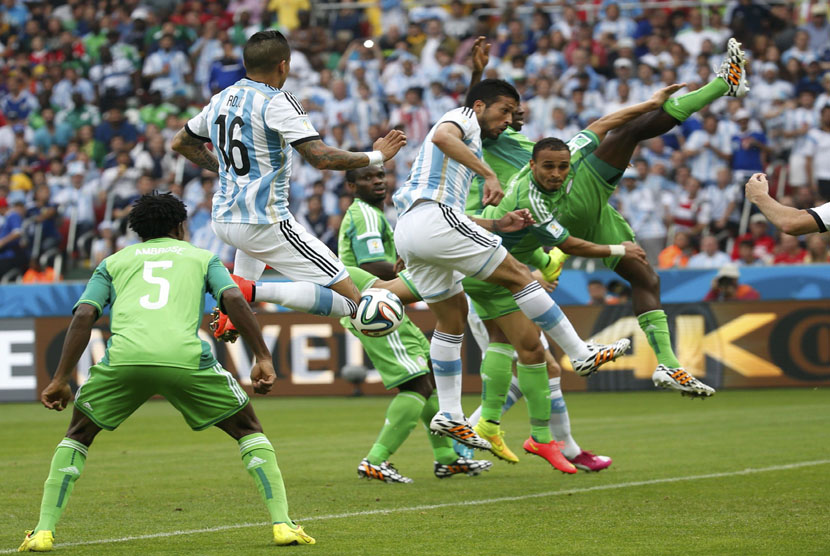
[464,78,520,108]
[588,279,604,287]
[243,30,290,74]
[345,164,384,184]
[532,137,569,160]
[128,192,187,241]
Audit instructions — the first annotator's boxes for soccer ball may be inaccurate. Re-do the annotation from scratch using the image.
[350,288,405,337]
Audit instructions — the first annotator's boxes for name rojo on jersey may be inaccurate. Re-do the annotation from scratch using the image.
[393,107,482,215]
[186,78,320,224]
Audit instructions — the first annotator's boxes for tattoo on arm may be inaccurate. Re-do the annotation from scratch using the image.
[294,139,370,170]
[172,129,220,173]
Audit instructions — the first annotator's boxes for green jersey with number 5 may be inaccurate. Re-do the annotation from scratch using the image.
[75,237,238,369]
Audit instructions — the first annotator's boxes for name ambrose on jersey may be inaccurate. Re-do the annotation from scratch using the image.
[133,246,186,256]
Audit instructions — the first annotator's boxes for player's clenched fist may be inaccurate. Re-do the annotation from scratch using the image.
[373,129,407,162]
[251,359,277,395]
[621,241,648,265]
[745,172,769,203]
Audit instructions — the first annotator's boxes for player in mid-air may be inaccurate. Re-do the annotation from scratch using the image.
[390,65,635,454]
[464,38,752,397]
[171,30,406,337]
[18,194,314,552]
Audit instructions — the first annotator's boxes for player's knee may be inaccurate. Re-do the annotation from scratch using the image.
[489,257,532,291]
[399,373,433,399]
[515,339,545,365]
[546,356,562,379]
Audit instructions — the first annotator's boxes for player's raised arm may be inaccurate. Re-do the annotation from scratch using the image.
[745,173,826,234]
[294,130,406,170]
[467,36,490,94]
[586,83,686,141]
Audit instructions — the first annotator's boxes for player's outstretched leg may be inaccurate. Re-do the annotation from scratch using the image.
[217,404,314,546]
[19,410,100,553]
[420,393,493,478]
[593,38,748,171]
[474,341,520,463]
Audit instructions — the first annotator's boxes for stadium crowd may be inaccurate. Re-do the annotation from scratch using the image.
[1,0,829,285]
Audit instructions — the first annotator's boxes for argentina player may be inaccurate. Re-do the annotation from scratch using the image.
[172,30,406,335]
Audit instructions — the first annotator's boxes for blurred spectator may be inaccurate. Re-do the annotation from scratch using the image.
[658,230,694,269]
[208,42,245,94]
[51,67,95,111]
[735,239,762,266]
[802,4,830,53]
[33,108,73,152]
[587,279,608,305]
[0,76,38,121]
[26,184,61,254]
[616,167,666,266]
[773,234,806,264]
[703,264,760,301]
[389,87,430,148]
[296,193,331,247]
[805,105,830,202]
[688,235,731,269]
[0,196,26,277]
[671,176,710,236]
[784,91,818,189]
[705,166,741,241]
[95,107,139,150]
[683,114,732,185]
[730,108,768,183]
[732,213,776,263]
[605,279,631,305]
[803,234,830,263]
[21,258,58,283]
[142,34,192,99]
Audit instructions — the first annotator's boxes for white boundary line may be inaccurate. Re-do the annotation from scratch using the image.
[6,459,828,553]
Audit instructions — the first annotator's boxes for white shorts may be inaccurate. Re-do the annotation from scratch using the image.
[212,218,347,286]
[788,153,808,187]
[394,202,507,302]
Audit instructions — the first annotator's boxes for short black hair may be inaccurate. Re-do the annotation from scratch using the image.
[464,78,520,108]
[532,137,569,160]
[345,164,384,184]
[128,192,187,241]
[243,30,290,74]
[588,279,604,287]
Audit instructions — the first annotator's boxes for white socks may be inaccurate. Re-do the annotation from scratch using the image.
[430,331,464,417]
[512,282,590,359]
[255,281,356,317]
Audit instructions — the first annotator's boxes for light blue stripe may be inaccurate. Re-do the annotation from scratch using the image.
[551,396,568,414]
[309,285,333,316]
[529,303,565,330]
[432,358,462,376]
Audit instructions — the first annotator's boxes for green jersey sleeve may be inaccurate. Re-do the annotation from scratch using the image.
[567,130,600,162]
[206,255,237,312]
[74,260,113,316]
[529,217,570,247]
[340,201,395,266]
[345,265,379,291]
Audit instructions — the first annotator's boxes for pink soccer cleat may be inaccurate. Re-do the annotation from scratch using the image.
[567,450,612,472]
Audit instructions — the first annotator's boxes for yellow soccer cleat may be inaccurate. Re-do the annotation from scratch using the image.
[18,530,53,552]
[541,248,569,282]
[273,523,316,546]
[474,420,519,464]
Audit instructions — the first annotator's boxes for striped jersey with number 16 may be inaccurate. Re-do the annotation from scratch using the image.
[185,78,320,224]
[393,107,482,216]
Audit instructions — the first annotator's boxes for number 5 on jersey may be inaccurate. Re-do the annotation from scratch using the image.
[140,261,173,310]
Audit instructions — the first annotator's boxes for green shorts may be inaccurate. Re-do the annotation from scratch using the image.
[75,362,249,431]
[557,156,636,269]
[462,277,519,321]
[343,315,430,389]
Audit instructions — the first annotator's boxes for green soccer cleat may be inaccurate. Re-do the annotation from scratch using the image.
[541,247,569,282]
[273,523,316,546]
[473,420,519,463]
[18,530,53,552]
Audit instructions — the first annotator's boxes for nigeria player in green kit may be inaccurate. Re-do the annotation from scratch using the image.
[466,38,751,398]
[18,194,314,552]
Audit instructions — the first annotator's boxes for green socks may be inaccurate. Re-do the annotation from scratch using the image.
[34,438,88,534]
[517,362,552,443]
[421,393,458,465]
[238,433,292,526]
[480,343,514,423]
[638,310,682,368]
[367,391,425,465]
[662,77,729,122]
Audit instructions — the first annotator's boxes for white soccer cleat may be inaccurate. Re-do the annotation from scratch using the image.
[652,364,716,398]
[429,412,492,451]
[434,457,493,479]
[571,339,631,377]
[717,38,749,98]
[357,458,413,483]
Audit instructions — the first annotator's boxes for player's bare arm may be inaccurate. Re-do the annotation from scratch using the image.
[587,83,686,141]
[559,236,648,264]
[745,173,820,235]
[294,130,406,170]
[41,303,99,411]
[222,288,276,394]
[468,36,490,92]
[171,127,220,173]
[432,122,503,205]
[470,209,535,234]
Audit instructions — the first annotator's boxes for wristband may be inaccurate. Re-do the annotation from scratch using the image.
[366,150,384,167]
[608,244,626,257]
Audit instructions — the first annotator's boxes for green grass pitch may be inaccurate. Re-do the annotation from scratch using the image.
[2,388,829,555]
